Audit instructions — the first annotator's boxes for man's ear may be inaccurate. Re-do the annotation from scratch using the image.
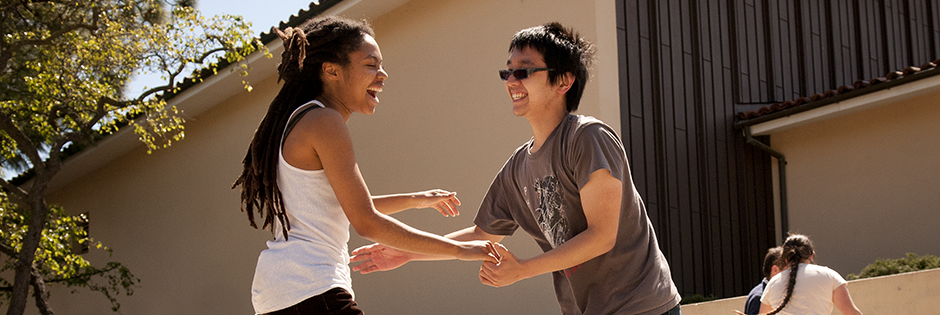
[556,72,575,94]
[322,62,341,81]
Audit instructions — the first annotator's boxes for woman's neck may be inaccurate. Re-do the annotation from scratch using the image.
[315,94,352,122]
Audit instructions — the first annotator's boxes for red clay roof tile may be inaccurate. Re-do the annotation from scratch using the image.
[737,58,940,120]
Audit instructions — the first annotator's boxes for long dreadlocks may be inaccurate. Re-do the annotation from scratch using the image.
[233,16,374,238]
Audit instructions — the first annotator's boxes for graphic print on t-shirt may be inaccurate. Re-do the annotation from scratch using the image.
[534,175,569,248]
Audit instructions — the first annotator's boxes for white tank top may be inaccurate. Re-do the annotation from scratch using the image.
[251,100,352,314]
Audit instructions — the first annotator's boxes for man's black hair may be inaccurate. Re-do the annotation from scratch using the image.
[509,22,595,112]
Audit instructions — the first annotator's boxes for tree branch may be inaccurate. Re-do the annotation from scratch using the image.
[0,177,29,207]
[0,242,17,257]
[29,268,54,315]
[193,47,228,64]
[135,85,173,104]
[0,21,99,74]
[0,110,43,177]
[52,96,126,157]
[93,96,129,127]
[164,47,229,92]
[46,264,121,284]
[131,47,230,104]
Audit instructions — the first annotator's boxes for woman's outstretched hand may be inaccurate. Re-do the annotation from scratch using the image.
[350,243,410,274]
[456,240,502,264]
[351,240,502,274]
[413,189,461,217]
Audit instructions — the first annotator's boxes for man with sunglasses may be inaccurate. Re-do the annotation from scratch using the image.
[351,22,681,315]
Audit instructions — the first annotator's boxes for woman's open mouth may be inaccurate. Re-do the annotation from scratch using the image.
[367,86,382,99]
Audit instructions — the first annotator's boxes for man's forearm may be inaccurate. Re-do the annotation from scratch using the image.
[515,225,614,279]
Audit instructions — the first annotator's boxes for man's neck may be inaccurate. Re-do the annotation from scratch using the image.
[527,108,568,154]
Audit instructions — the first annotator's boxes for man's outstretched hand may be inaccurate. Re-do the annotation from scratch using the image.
[479,243,527,287]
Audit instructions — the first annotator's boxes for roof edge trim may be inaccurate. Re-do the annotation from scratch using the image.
[746,71,940,136]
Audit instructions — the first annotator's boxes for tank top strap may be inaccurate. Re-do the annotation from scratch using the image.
[281,100,326,147]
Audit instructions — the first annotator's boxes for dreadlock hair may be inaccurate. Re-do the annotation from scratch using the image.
[508,22,595,112]
[233,16,374,239]
[767,233,815,315]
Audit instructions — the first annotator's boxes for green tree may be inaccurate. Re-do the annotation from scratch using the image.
[0,1,267,314]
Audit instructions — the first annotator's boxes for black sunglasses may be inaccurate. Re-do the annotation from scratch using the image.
[498,68,553,81]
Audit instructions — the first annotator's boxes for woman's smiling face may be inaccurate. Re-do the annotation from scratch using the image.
[337,34,388,116]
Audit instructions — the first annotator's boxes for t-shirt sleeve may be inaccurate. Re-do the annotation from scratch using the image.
[570,123,627,189]
[760,274,783,306]
[473,161,520,236]
[828,266,848,289]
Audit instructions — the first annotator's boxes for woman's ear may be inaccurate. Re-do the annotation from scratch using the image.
[322,62,341,81]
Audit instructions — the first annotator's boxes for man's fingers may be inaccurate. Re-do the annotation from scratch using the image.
[479,266,499,287]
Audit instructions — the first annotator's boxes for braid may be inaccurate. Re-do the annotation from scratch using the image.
[767,234,815,315]
[233,16,374,239]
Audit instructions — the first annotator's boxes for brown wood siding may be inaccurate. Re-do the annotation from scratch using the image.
[615,0,940,299]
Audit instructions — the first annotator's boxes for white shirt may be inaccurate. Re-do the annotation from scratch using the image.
[251,101,353,314]
[761,263,847,315]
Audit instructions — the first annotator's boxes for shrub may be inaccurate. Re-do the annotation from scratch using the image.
[847,253,940,280]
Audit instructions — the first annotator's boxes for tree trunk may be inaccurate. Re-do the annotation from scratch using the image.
[6,261,29,315]
[6,197,49,315]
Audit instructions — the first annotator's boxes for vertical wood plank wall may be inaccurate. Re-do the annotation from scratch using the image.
[615,0,940,298]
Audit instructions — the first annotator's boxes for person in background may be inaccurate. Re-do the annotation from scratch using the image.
[759,234,863,315]
[349,22,681,315]
[738,246,782,315]
[233,16,500,315]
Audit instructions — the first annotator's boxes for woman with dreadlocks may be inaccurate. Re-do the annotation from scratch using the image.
[233,16,501,315]
[759,234,863,315]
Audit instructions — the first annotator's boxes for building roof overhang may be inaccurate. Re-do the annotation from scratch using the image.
[735,61,940,136]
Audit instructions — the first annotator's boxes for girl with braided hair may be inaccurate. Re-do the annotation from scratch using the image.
[759,234,863,315]
[233,16,501,315]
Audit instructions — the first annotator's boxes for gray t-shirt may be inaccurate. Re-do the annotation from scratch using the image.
[474,114,680,315]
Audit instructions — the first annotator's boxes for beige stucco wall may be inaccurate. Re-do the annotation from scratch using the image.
[766,87,940,278]
[681,268,940,314]
[41,0,622,314]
